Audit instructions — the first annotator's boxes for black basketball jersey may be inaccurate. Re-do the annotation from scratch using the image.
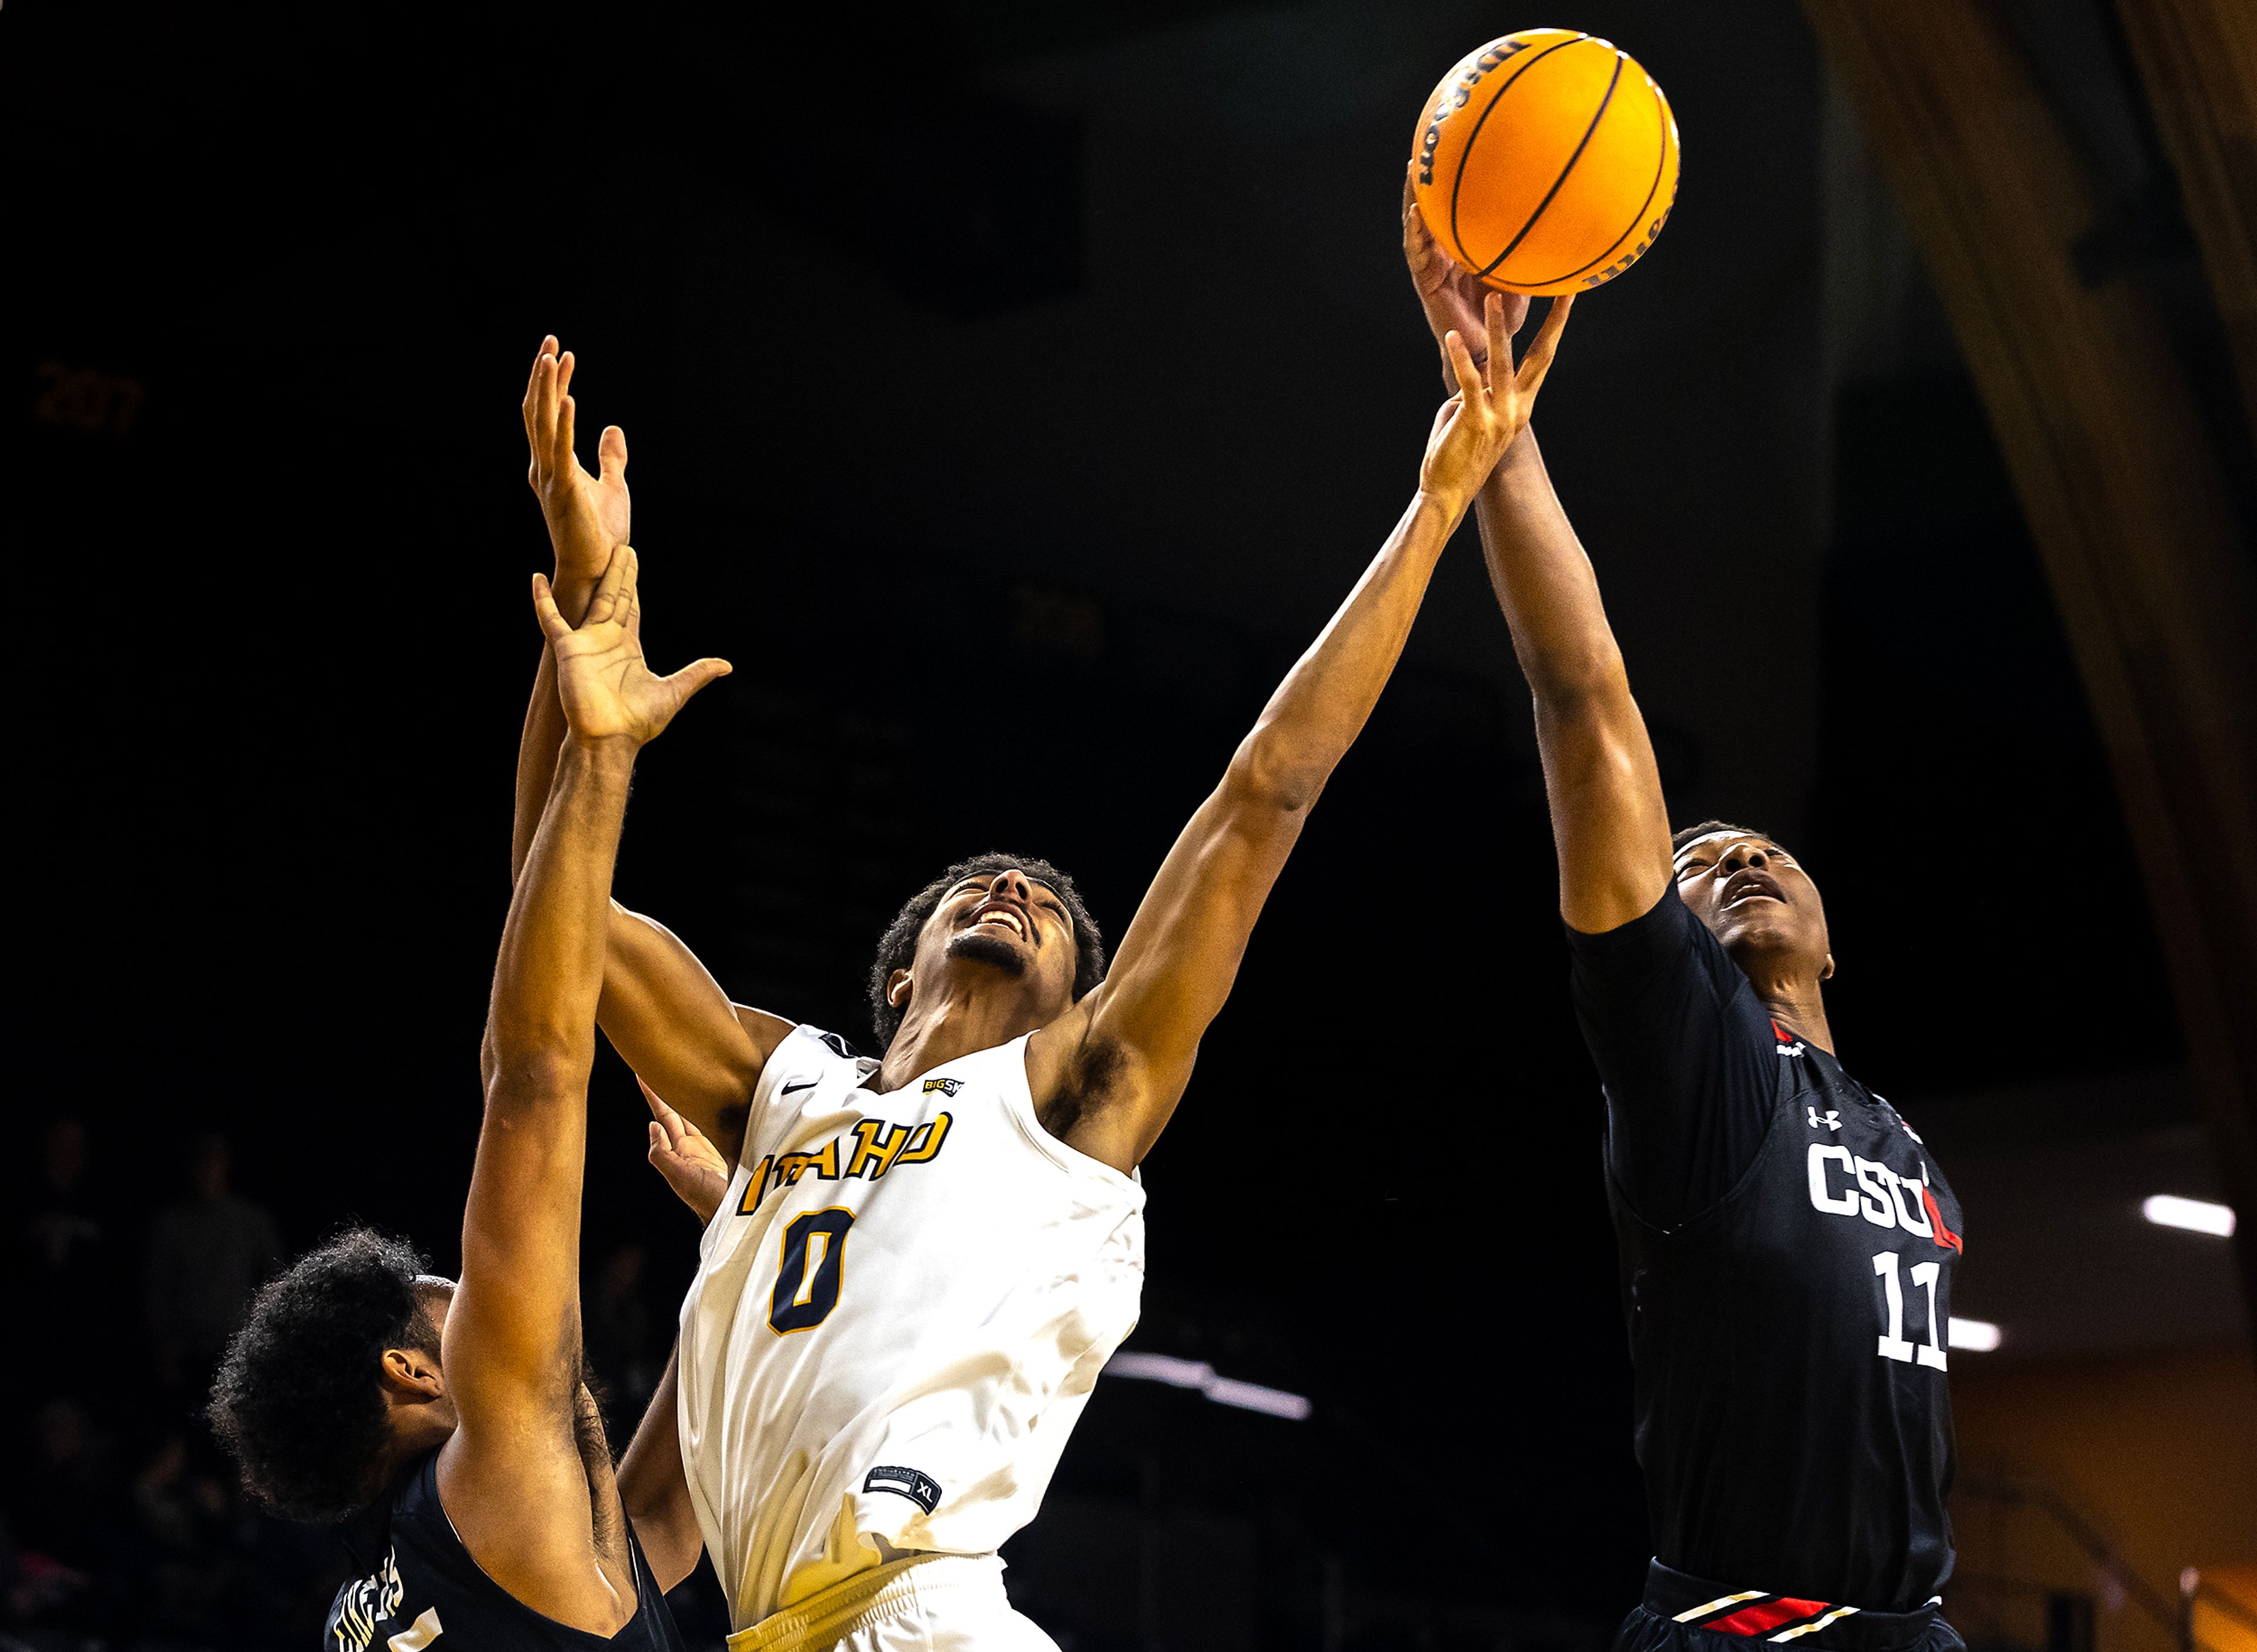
[1569,887,1961,1611]
[323,1449,687,1652]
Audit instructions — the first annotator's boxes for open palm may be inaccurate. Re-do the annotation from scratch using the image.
[523,337,630,592]
[1419,289,1572,503]
[532,545,730,746]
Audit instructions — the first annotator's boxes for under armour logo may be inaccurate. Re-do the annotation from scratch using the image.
[1808,1107,1841,1131]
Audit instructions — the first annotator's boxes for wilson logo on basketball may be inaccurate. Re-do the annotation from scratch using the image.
[1583,207,1673,289]
[1417,38,1532,186]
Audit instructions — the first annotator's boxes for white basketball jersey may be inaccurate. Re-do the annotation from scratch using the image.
[677,1026,1146,1630]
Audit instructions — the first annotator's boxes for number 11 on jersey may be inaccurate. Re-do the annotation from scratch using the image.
[1872,1249,1948,1370]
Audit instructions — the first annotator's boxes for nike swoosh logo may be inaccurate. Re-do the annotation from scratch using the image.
[781,1080,819,1095]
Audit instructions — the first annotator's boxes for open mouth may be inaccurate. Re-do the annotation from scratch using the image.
[968,903,1029,941]
[1723,870,1786,910]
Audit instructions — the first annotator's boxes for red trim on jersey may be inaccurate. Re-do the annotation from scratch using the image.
[1709,1599,1832,1636]
[1772,1020,1791,1043]
[1923,1187,1964,1254]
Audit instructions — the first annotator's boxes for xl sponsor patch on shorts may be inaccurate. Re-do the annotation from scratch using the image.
[863,1465,942,1514]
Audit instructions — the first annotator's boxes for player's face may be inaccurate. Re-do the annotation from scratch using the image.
[1672,832,1833,979]
[914,867,1080,1016]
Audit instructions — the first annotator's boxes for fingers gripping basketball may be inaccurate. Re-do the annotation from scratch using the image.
[1411,29,1680,297]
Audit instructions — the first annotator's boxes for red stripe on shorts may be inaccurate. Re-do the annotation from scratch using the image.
[1706,1599,1832,1636]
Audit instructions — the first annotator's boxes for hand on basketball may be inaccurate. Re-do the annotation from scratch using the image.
[642,1079,732,1226]
[522,337,630,598]
[531,545,731,747]
[1418,289,1570,507]
[1403,164,1529,380]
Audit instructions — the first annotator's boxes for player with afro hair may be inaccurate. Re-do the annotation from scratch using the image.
[209,1228,447,1523]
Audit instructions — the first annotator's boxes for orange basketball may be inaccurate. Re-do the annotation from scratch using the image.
[1411,29,1680,296]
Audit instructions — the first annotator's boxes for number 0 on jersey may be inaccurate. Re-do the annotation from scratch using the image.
[770,1208,856,1334]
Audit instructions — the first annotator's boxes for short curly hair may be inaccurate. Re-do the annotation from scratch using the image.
[868,852,1106,1049]
[209,1228,444,1523]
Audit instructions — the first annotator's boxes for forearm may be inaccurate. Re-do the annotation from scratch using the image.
[511,567,602,884]
[1232,488,1462,808]
[488,737,638,1077]
[1473,432,1671,929]
[1471,430,1627,701]
[617,1345,702,1591]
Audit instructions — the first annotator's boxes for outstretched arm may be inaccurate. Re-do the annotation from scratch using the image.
[518,341,791,1164]
[1027,294,1570,1172]
[445,547,729,1625]
[1402,176,1670,933]
[1471,432,1671,932]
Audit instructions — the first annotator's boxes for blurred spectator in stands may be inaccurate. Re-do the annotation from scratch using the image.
[585,1239,664,1438]
[132,1430,239,1637]
[146,1129,282,1405]
[122,1427,346,1644]
[10,1116,127,1416]
[22,1400,123,1561]
[9,1397,126,1634]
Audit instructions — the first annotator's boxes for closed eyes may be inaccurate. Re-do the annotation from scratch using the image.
[1675,847,1795,880]
[952,881,1069,921]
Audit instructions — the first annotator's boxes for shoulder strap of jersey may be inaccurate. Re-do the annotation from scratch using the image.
[745,1025,873,1130]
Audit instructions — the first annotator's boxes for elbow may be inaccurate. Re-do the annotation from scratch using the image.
[481,1043,588,1114]
[1525,644,1629,712]
[1222,738,1322,817]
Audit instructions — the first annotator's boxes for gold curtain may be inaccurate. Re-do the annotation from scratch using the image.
[2112,0,2257,439]
[1799,0,2257,1318]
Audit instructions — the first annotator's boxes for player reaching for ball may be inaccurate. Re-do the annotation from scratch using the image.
[1404,179,1966,1652]
[208,546,728,1651]
[514,310,1565,1651]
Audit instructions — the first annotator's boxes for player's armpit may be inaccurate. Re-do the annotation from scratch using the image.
[598,903,793,1165]
[437,1386,627,1627]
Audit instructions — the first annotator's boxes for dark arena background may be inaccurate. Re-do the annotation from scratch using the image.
[10,2,2256,1650]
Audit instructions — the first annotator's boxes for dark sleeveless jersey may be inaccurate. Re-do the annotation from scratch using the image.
[1568,887,1962,1611]
[323,1448,687,1652]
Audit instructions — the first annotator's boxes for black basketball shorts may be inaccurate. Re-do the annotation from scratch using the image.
[1613,1562,1964,1652]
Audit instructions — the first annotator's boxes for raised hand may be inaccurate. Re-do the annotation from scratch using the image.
[1418,287,1571,508]
[1404,164,1531,379]
[522,337,629,598]
[641,1078,732,1226]
[531,545,731,747]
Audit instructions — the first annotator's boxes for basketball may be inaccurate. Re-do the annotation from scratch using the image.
[1411,29,1680,296]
